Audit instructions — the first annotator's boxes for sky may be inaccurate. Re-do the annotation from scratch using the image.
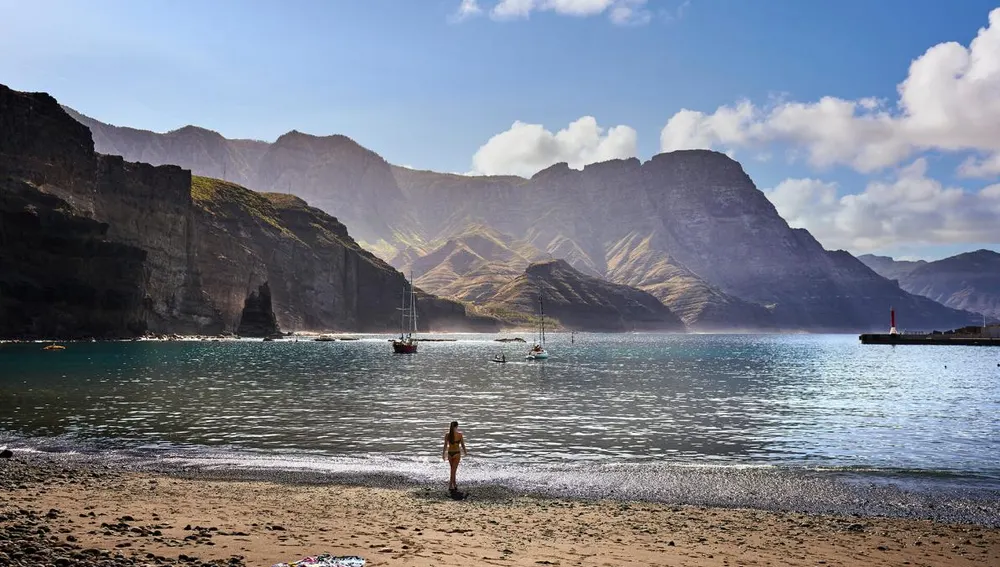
[1,0,999,261]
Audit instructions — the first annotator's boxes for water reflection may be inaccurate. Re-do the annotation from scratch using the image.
[1,334,998,478]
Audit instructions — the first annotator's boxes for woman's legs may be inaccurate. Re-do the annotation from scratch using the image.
[448,454,461,490]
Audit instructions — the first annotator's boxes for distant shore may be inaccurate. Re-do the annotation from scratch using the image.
[2,453,998,567]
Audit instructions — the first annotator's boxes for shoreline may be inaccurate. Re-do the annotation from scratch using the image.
[3,444,1000,527]
[2,330,934,344]
[2,454,999,567]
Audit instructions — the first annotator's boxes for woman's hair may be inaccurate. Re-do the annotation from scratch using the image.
[448,421,459,444]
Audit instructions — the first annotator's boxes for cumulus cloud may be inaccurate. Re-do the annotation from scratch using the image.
[470,116,637,177]
[661,8,1000,177]
[458,0,652,24]
[763,160,1000,252]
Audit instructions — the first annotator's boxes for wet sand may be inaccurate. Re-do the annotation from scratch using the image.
[3,457,999,566]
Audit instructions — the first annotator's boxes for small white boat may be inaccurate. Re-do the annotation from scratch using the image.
[526,294,549,360]
[525,346,548,360]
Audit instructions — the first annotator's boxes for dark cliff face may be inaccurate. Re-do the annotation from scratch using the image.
[2,85,493,338]
[2,84,221,337]
[0,180,148,339]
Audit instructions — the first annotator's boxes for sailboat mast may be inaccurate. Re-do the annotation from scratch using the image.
[400,280,406,339]
[540,294,545,345]
[410,271,417,334]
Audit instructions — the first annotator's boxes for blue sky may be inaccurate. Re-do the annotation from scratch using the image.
[2,0,999,260]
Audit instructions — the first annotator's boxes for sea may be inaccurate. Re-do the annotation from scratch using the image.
[2,333,999,524]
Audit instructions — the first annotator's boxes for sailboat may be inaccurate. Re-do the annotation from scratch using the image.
[392,273,418,354]
[526,294,549,360]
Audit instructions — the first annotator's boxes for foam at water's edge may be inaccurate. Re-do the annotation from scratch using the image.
[5,443,999,527]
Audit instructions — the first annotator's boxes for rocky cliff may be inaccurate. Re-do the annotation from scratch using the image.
[0,179,147,339]
[67,109,983,332]
[3,85,220,336]
[860,250,1000,321]
[481,260,686,332]
[1,85,495,338]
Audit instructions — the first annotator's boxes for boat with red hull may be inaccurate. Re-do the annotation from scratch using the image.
[392,272,419,354]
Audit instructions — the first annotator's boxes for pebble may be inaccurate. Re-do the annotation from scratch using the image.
[0,458,247,567]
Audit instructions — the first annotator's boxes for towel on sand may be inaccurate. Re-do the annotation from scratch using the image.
[271,554,365,567]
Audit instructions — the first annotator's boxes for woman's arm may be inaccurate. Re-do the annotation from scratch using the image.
[460,435,468,456]
[442,435,449,460]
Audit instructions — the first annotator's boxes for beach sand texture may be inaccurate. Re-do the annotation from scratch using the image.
[2,458,999,566]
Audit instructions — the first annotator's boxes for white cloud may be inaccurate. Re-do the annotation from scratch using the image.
[450,0,483,22]
[958,153,1000,178]
[660,8,1000,177]
[470,116,637,177]
[458,0,652,24]
[764,160,1000,252]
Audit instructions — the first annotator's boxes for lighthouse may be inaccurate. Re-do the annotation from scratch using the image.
[889,307,898,335]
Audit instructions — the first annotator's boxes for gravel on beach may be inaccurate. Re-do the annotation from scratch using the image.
[4,451,1000,567]
[1,457,247,567]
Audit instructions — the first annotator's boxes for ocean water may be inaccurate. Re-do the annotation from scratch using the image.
[2,333,999,522]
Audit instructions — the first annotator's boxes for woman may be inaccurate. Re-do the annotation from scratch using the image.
[441,420,467,492]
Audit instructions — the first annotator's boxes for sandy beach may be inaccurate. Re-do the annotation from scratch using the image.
[2,456,998,567]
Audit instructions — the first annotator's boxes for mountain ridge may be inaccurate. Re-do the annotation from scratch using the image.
[478,259,686,332]
[860,250,1000,321]
[63,107,984,332]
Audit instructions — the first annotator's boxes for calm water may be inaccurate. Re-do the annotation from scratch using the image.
[2,334,999,519]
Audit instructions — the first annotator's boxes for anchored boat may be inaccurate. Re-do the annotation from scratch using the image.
[392,273,418,354]
[526,294,549,360]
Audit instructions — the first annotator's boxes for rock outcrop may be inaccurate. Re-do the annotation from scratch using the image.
[860,250,1000,321]
[1,84,496,338]
[481,260,686,332]
[66,108,983,332]
[236,283,280,337]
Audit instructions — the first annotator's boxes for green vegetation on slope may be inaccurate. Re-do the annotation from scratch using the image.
[191,175,290,235]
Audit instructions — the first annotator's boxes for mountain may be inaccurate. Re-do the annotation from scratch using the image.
[66,110,982,332]
[1,84,494,338]
[860,250,1000,321]
[66,108,412,245]
[401,224,552,301]
[856,254,927,282]
[480,260,686,332]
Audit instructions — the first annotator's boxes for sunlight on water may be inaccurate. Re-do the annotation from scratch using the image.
[2,334,999,481]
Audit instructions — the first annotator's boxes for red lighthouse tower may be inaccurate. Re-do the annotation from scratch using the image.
[889,307,898,335]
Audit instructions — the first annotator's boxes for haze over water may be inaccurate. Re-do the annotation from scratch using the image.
[2,334,999,522]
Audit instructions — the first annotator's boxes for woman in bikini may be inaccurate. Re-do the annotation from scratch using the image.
[441,420,467,492]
